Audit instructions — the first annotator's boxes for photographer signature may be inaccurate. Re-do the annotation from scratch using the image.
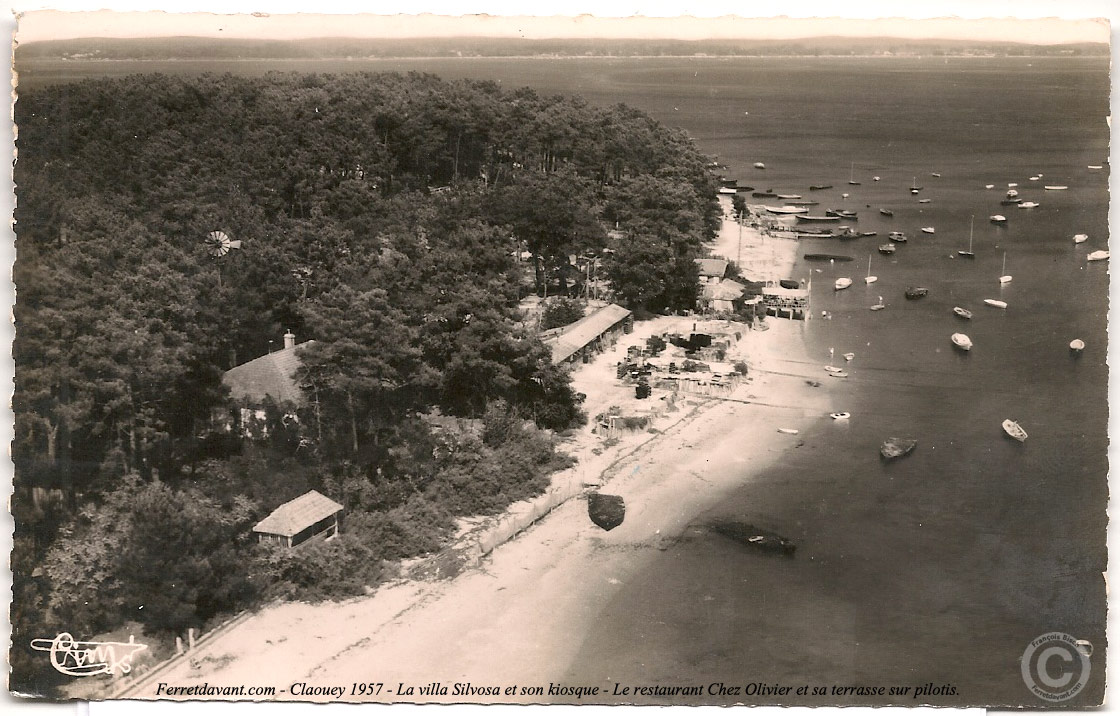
[31,632,148,677]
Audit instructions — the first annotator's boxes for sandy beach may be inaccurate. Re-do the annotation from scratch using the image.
[116,199,837,704]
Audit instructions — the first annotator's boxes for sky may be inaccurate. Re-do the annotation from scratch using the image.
[9,2,1115,45]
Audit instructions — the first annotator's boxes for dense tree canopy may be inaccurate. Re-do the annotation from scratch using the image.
[11,70,719,695]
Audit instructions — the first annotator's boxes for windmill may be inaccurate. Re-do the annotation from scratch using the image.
[204,230,242,287]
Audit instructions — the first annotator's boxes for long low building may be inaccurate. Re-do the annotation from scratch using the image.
[544,303,633,365]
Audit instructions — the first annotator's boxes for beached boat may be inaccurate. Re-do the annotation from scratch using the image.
[1087,250,1109,262]
[951,333,973,351]
[879,208,894,217]
[805,253,854,262]
[828,371,849,378]
[870,296,886,311]
[878,243,896,255]
[958,216,976,258]
[754,162,766,169]
[797,214,842,223]
[984,299,1008,309]
[777,428,800,435]
[1002,419,1028,442]
[1070,339,1085,353]
[921,226,935,234]
[830,412,851,420]
[999,252,1012,284]
[1073,233,1089,244]
[905,287,929,300]
[718,186,738,195]
[824,365,844,374]
[953,306,973,320]
[1018,201,1040,209]
[990,214,1007,224]
[710,521,796,556]
[880,437,918,460]
[888,231,908,243]
[766,205,810,215]
[864,255,877,284]
[1044,185,1069,191]
[834,277,853,291]
[809,184,833,191]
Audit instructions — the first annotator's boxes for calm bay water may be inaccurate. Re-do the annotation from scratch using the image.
[18,55,1110,705]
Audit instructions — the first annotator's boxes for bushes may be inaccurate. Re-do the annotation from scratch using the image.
[540,297,585,330]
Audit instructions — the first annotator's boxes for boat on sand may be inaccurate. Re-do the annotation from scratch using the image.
[829,412,851,420]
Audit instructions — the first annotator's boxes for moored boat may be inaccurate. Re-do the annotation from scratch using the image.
[870,296,886,311]
[805,253,854,262]
[809,184,833,191]
[754,162,766,169]
[1002,419,1028,442]
[878,243,896,255]
[984,298,1008,309]
[1070,339,1085,353]
[1044,185,1069,190]
[953,306,973,319]
[797,214,842,223]
[828,370,848,378]
[1018,201,1040,209]
[766,205,810,215]
[777,428,799,435]
[880,437,918,460]
[753,191,779,198]
[1000,199,1022,206]
[826,209,858,219]
[999,252,1012,284]
[990,214,1008,224]
[1073,233,1089,243]
[888,231,908,243]
[834,277,853,290]
[718,186,738,195]
[951,333,973,351]
[879,208,894,217]
[958,216,976,257]
[777,193,802,199]
[921,226,935,234]
[1087,250,1110,262]
[905,287,929,300]
[830,412,851,420]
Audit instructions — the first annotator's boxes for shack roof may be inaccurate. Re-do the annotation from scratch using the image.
[546,303,631,364]
[223,341,315,406]
[695,258,729,278]
[253,490,343,538]
[701,279,746,301]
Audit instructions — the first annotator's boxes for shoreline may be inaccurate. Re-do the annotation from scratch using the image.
[112,191,839,703]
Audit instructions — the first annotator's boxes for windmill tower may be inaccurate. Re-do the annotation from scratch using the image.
[204,230,242,288]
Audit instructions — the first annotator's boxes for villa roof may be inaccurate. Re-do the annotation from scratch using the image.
[223,341,315,406]
[695,258,729,278]
[253,490,343,538]
[546,303,631,364]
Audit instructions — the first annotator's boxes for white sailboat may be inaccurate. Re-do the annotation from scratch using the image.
[870,296,886,311]
[864,255,877,284]
[848,161,861,186]
[958,216,975,258]
[999,252,1012,284]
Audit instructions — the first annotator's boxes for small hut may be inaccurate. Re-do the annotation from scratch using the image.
[253,490,343,548]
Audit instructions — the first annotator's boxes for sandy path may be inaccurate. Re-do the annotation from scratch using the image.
[139,319,837,703]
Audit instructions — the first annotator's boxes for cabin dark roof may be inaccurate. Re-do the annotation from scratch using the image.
[253,490,343,538]
[545,303,631,364]
[222,341,315,406]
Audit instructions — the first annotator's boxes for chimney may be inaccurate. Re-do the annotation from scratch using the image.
[283,330,296,350]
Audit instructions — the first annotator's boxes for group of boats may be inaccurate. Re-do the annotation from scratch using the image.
[878,418,1027,461]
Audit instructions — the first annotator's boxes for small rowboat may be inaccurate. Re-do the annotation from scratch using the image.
[990,215,1008,224]
[1073,233,1089,244]
[1070,339,1085,353]
[1044,185,1068,191]
[777,428,800,435]
[843,352,855,361]
[921,227,935,234]
[880,437,917,460]
[953,306,973,319]
[951,333,973,351]
[984,299,1008,309]
[985,184,995,189]
[879,208,894,217]
[828,371,849,378]
[834,277,853,290]
[1087,250,1110,262]
[777,194,802,200]
[888,231,908,242]
[829,412,851,420]
[1002,419,1028,442]
[809,184,833,191]
[1018,201,1040,209]
[878,244,896,255]
[754,162,766,169]
[824,366,844,374]
[905,287,929,300]
[766,205,809,215]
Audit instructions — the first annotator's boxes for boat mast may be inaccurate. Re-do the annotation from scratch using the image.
[969,215,974,252]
